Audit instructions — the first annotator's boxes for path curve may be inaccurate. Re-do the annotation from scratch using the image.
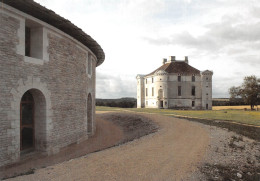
[9,113,209,181]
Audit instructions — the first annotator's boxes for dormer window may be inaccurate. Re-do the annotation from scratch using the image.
[192,75,195,82]
[178,75,181,82]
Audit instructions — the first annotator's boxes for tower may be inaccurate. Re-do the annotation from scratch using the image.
[201,70,213,110]
[136,75,145,108]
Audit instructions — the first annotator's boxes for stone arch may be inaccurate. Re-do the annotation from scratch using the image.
[10,76,52,157]
[87,93,93,134]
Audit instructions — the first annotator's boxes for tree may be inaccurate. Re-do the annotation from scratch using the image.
[229,75,260,110]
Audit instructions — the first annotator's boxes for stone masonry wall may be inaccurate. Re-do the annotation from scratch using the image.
[0,10,96,166]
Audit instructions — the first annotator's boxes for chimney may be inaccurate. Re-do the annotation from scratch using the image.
[184,56,188,64]
[162,58,167,64]
[169,56,175,62]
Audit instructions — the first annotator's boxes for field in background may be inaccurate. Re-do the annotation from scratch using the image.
[96,106,260,126]
[213,105,259,110]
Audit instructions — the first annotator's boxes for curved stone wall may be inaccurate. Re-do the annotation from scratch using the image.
[0,3,98,166]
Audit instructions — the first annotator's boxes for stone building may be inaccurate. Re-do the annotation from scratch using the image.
[0,1,105,167]
[137,56,213,110]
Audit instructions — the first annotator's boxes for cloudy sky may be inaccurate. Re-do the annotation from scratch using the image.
[36,0,260,98]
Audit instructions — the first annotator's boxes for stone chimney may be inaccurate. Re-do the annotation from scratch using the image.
[169,56,175,62]
[162,58,167,64]
[184,56,188,64]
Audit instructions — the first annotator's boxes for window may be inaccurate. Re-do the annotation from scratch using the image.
[152,78,154,83]
[24,24,44,59]
[88,55,92,75]
[178,75,181,82]
[25,26,31,56]
[152,87,154,96]
[178,86,181,96]
[146,79,147,84]
[192,86,195,96]
[192,75,195,82]
[146,88,148,96]
[192,101,195,107]
[206,77,209,81]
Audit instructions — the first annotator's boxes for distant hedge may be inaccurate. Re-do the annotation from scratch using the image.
[96,98,137,108]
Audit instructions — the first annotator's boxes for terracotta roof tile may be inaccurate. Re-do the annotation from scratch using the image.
[146,62,200,76]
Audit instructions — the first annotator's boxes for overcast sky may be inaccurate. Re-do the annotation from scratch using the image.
[36,0,260,99]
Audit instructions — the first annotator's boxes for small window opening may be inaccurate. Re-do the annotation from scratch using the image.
[152,87,154,96]
[178,86,181,96]
[192,86,195,96]
[24,21,43,59]
[25,26,31,57]
[88,55,92,75]
[192,101,195,107]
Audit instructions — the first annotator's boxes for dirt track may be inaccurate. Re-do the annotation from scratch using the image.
[8,113,209,181]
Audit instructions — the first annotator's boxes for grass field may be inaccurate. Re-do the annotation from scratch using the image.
[96,106,260,126]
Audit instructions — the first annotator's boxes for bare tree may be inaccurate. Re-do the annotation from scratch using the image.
[229,75,260,110]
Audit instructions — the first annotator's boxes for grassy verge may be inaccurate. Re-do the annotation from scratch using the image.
[96,106,260,126]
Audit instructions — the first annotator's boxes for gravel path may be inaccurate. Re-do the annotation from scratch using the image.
[7,113,210,181]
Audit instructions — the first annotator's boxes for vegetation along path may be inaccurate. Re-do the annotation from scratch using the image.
[8,113,209,181]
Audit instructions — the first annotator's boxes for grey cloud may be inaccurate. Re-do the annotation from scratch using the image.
[143,15,260,54]
[251,6,260,18]
[235,55,260,66]
[96,72,136,99]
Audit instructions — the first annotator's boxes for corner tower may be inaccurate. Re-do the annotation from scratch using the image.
[201,70,213,110]
[136,75,145,108]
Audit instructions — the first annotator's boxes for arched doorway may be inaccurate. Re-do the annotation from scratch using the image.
[20,89,47,152]
[20,91,35,151]
[87,93,92,134]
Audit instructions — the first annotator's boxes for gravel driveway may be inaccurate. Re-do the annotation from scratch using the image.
[8,113,209,181]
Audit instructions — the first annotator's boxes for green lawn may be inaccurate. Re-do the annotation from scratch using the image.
[96,106,260,126]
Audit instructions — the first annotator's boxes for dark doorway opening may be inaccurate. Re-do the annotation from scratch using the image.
[20,91,35,151]
[206,104,208,110]
[160,101,163,108]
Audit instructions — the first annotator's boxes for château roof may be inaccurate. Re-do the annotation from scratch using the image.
[146,61,200,76]
[3,0,105,66]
